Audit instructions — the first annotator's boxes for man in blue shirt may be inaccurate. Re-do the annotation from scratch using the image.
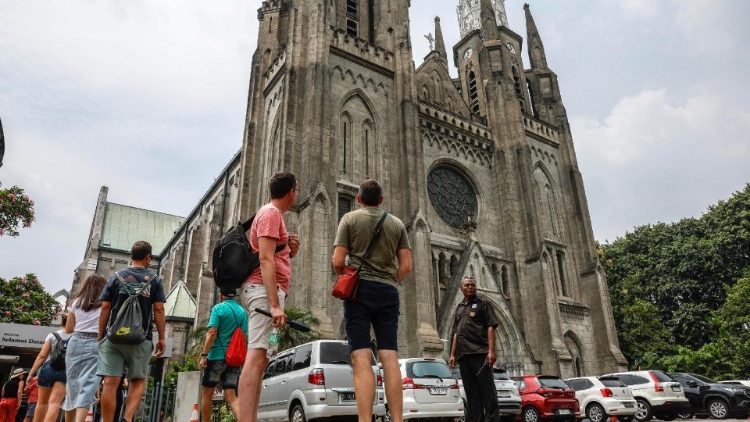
[199,289,248,422]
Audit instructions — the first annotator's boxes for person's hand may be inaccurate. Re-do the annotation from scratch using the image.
[200,356,208,369]
[155,338,166,358]
[288,234,300,258]
[270,305,287,328]
[487,350,496,366]
[448,355,456,369]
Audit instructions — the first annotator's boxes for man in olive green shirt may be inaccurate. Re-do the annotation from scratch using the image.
[332,179,412,422]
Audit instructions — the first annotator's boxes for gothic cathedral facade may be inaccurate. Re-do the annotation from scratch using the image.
[236,0,627,377]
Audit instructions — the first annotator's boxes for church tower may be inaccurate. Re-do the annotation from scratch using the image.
[236,0,627,375]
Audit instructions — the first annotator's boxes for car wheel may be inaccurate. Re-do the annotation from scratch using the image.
[677,412,694,420]
[290,404,306,422]
[522,407,540,422]
[707,399,729,419]
[587,402,608,422]
[634,398,653,422]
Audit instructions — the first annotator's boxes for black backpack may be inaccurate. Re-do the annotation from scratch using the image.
[106,272,152,345]
[49,332,68,370]
[212,214,285,291]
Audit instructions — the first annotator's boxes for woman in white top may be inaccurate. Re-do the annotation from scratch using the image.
[62,273,106,422]
[27,316,70,422]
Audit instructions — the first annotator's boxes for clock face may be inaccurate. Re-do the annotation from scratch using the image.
[464,48,474,60]
[506,42,516,54]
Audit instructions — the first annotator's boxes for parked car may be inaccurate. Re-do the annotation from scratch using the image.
[719,380,750,388]
[513,375,580,422]
[668,372,750,419]
[564,376,637,422]
[257,340,385,422]
[387,358,463,421]
[601,370,689,422]
[450,367,522,421]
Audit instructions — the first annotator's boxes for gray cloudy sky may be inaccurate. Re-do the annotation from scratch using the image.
[1,0,748,294]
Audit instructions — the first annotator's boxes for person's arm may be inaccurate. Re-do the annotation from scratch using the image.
[448,333,458,369]
[487,327,496,365]
[98,301,111,341]
[16,379,24,405]
[258,236,286,327]
[331,246,348,275]
[65,311,76,334]
[28,340,52,380]
[153,302,166,357]
[395,248,413,282]
[199,327,218,368]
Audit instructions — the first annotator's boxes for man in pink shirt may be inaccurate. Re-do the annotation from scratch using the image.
[238,171,300,422]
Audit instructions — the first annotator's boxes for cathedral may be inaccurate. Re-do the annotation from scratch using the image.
[73,0,627,377]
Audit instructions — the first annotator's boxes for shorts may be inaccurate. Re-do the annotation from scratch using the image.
[38,361,66,387]
[97,338,153,379]
[25,403,36,418]
[201,360,241,390]
[344,279,400,351]
[240,283,286,350]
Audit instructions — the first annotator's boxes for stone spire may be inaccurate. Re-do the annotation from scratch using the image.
[480,0,499,40]
[457,0,508,39]
[524,3,548,69]
[434,16,449,67]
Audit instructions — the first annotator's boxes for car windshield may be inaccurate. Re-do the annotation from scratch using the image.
[690,374,716,384]
[538,377,569,389]
[319,342,375,365]
[407,361,453,379]
[600,377,626,387]
[493,370,510,380]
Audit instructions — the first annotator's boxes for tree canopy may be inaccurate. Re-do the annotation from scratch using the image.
[0,185,35,237]
[601,184,750,379]
[0,274,60,325]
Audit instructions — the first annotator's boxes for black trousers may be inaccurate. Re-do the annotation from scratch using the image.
[458,354,500,422]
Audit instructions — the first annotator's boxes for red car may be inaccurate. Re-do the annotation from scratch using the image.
[513,375,580,422]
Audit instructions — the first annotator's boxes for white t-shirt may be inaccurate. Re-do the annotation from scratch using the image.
[71,298,102,334]
[44,330,71,363]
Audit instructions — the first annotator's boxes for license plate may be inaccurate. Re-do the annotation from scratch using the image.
[497,390,511,398]
[429,387,448,395]
[671,386,681,392]
[340,392,355,401]
[557,409,572,415]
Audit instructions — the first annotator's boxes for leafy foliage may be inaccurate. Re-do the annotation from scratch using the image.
[602,184,750,378]
[0,185,35,237]
[0,274,60,325]
[278,307,321,351]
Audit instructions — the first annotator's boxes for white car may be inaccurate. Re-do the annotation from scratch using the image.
[386,358,463,421]
[602,370,690,422]
[719,380,750,388]
[564,376,637,422]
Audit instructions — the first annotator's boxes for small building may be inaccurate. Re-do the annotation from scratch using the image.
[163,280,197,359]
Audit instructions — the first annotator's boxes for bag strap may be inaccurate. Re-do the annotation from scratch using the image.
[241,214,288,253]
[227,306,246,334]
[356,212,389,272]
[52,332,61,343]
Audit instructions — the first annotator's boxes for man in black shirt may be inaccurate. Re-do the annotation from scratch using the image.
[97,241,166,422]
[449,276,500,422]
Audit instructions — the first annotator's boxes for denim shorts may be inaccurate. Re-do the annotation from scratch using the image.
[344,279,400,351]
[38,361,66,387]
[63,333,100,410]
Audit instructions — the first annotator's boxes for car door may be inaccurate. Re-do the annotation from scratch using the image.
[671,374,701,410]
[258,358,280,421]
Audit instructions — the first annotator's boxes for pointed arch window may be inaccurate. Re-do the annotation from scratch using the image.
[362,120,375,177]
[337,193,353,222]
[556,251,568,297]
[512,65,525,111]
[346,0,358,37]
[468,70,480,115]
[340,113,352,172]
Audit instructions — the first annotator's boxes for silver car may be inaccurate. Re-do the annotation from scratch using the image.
[387,358,463,421]
[257,340,386,422]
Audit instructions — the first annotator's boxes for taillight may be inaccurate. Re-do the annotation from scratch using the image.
[376,373,383,387]
[600,388,613,397]
[308,368,325,386]
[451,380,460,389]
[648,372,663,392]
[538,388,553,397]
[402,377,425,390]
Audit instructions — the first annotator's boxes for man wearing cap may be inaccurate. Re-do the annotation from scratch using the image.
[199,289,248,422]
[449,276,501,422]
[0,368,26,422]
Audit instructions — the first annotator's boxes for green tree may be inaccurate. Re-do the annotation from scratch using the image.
[0,185,35,237]
[278,307,320,351]
[0,274,59,325]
